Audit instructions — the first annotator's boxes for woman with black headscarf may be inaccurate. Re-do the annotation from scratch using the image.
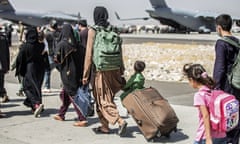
[82,6,127,135]
[53,24,87,126]
[16,27,45,117]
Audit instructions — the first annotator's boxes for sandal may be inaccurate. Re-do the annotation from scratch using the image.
[93,127,110,134]
[118,121,128,136]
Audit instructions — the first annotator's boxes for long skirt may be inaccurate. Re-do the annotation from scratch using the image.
[23,62,44,109]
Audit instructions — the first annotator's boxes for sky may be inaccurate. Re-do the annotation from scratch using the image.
[9,0,240,26]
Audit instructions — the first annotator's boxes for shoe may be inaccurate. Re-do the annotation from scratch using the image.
[53,115,64,121]
[73,121,88,127]
[118,121,128,136]
[34,104,44,118]
[1,95,9,103]
[93,126,110,134]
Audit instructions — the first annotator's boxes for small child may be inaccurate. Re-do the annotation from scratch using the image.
[183,63,227,144]
[120,60,145,101]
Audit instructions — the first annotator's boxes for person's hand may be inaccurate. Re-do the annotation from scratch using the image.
[53,56,59,64]
[82,78,88,85]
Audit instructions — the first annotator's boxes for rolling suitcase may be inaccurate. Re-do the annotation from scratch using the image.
[122,87,179,141]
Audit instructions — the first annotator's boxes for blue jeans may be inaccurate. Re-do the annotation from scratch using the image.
[194,140,205,144]
[194,137,227,144]
[212,137,227,144]
[43,69,51,89]
[43,56,55,89]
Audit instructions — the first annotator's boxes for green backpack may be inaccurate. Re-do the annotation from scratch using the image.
[221,36,240,89]
[92,25,123,71]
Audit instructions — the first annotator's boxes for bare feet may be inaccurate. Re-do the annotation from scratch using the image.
[73,121,88,127]
[53,115,64,121]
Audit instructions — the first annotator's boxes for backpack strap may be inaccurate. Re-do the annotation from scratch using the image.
[91,25,99,31]
[221,36,240,49]
[91,25,117,32]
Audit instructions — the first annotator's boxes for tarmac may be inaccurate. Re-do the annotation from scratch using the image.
[0,34,232,144]
[0,69,200,144]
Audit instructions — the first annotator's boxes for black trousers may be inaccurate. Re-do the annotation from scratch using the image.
[0,72,6,98]
[227,126,240,144]
[227,107,240,144]
[228,88,240,144]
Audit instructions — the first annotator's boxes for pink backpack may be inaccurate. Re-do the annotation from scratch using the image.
[208,90,239,132]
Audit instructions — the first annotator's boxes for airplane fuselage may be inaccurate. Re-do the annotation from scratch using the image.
[147,7,215,33]
[0,0,79,27]
[0,11,50,26]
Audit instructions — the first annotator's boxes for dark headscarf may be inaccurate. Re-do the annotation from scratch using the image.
[55,24,82,96]
[55,24,77,64]
[15,27,45,76]
[58,24,77,47]
[94,6,110,27]
[25,27,38,44]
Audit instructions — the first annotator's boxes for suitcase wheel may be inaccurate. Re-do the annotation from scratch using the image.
[163,127,178,138]
[156,130,161,137]
[163,133,170,138]
[147,138,155,142]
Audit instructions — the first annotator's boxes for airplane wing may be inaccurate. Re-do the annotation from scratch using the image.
[195,12,240,24]
[115,12,150,21]
[232,16,240,21]
[194,12,218,20]
[42,12,79,21]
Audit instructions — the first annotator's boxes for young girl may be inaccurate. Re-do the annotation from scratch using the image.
[120,60,145,101]
[183,63,227,144]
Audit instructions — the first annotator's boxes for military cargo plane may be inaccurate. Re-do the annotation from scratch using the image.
[117,0,240,33]
[0,0,80,26]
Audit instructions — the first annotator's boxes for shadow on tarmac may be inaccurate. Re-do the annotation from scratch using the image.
[3,110,35,118]
[109,126,189,143]
[150,129,189,143]
[1,103,20,108]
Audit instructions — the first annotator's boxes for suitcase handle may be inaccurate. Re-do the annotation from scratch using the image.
[130,109,142,126]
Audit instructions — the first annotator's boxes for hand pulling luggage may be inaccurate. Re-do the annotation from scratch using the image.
[122,87,179,141]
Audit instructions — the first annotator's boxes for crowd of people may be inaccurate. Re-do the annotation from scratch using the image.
[0,6,240,143]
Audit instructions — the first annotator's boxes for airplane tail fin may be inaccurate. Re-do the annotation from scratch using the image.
[149,0,168,9]
[0,0,15,12]
[114,12,121,20]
